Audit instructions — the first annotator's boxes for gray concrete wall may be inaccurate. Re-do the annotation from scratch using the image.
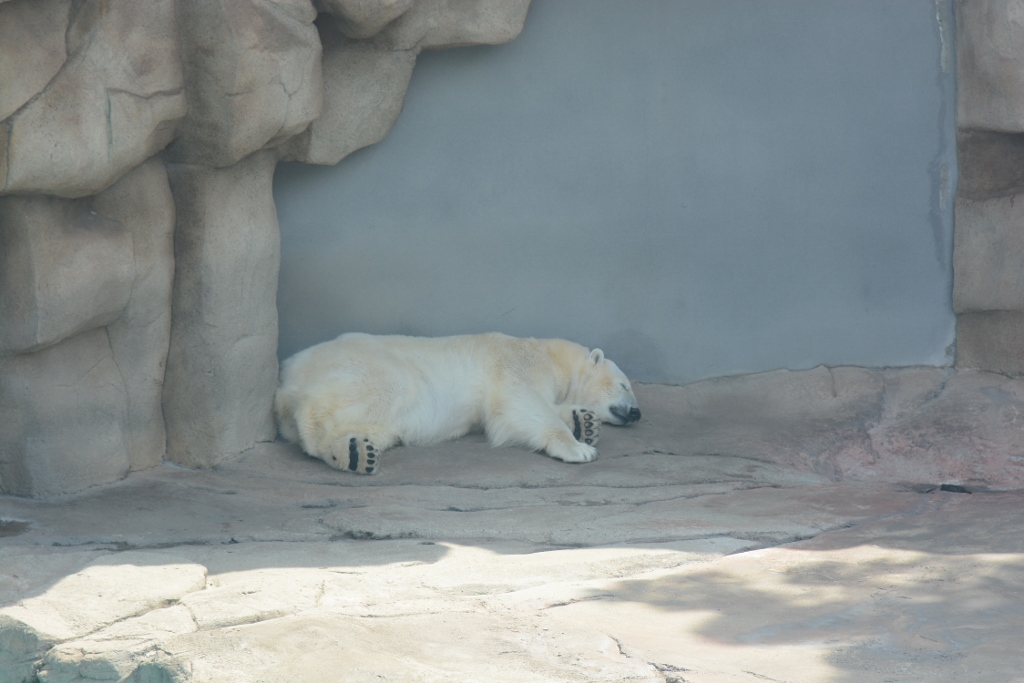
[274,0,957,385]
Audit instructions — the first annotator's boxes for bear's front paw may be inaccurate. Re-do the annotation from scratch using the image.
[325,437,379,475]
[571,408,601,447]
[548,440,598,464]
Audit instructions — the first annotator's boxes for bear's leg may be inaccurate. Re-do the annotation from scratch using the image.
[294,403,398,474]
[485,396,598,464]
[555,405,601,447]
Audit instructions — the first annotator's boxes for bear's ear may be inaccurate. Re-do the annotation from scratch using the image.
[589,348,604,365]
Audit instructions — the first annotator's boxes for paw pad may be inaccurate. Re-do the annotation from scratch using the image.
[341,437,379,475]
[572,409,600,446]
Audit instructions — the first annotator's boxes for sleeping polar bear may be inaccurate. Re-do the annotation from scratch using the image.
[275,332,641,474]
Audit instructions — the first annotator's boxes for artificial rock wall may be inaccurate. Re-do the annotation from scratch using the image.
[0,0,530,496]
[955,0,1024,373]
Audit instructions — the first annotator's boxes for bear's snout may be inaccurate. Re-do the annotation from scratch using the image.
[610,405,641,424]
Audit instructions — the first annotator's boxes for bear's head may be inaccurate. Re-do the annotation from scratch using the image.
[576,348,641,426]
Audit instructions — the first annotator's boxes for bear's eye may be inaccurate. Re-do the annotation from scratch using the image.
[620,382,629,391]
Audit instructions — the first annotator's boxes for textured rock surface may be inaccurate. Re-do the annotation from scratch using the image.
[0,162,175,493]
[868,369,1024,485]
[0,0,185,198]
[954,0,1024,373]
[956,0,1024,131]
[0,197,134,357]
[93,159,177,472]
[0,553,205,683]
[954,194,1024,313]
[637,368,1024,489]
[284,0,530,164]
[952,125,1024,371]
[0,0,68,122]
[282,20,418,164]
[956,129,1024,200]
[956,311,1024,376]
[0,329,130,497]
[376,0,531,50]
[163,151,282,468]
[39,605,198,683]
[1,408,1021,682]
[168,0,322,168]
[0,175,177,494]
[317,0,415,39]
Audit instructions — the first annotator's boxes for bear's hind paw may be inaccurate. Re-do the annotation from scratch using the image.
[325,437,380,475]
[571,409,601,447]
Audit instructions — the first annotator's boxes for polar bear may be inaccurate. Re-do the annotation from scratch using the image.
[275,332,641,474]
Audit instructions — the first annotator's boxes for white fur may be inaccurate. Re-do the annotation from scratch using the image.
[275,332,640,469]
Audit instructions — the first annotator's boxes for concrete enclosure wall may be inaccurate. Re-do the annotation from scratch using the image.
[275,0,958,384]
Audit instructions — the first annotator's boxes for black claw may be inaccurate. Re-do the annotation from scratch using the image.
[365,467,375,474]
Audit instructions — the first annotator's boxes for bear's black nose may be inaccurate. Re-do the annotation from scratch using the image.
[611,405,642,423]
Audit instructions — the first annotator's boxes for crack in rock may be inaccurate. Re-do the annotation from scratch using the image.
[609,635,681,682]
[539,593,615,610]
[743,670,791,682]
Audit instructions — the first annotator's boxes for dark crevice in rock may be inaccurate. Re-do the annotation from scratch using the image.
[47,536,339,552]
[540,593,615,610]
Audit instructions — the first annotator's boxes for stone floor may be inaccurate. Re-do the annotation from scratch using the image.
[2,375,1024,682]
